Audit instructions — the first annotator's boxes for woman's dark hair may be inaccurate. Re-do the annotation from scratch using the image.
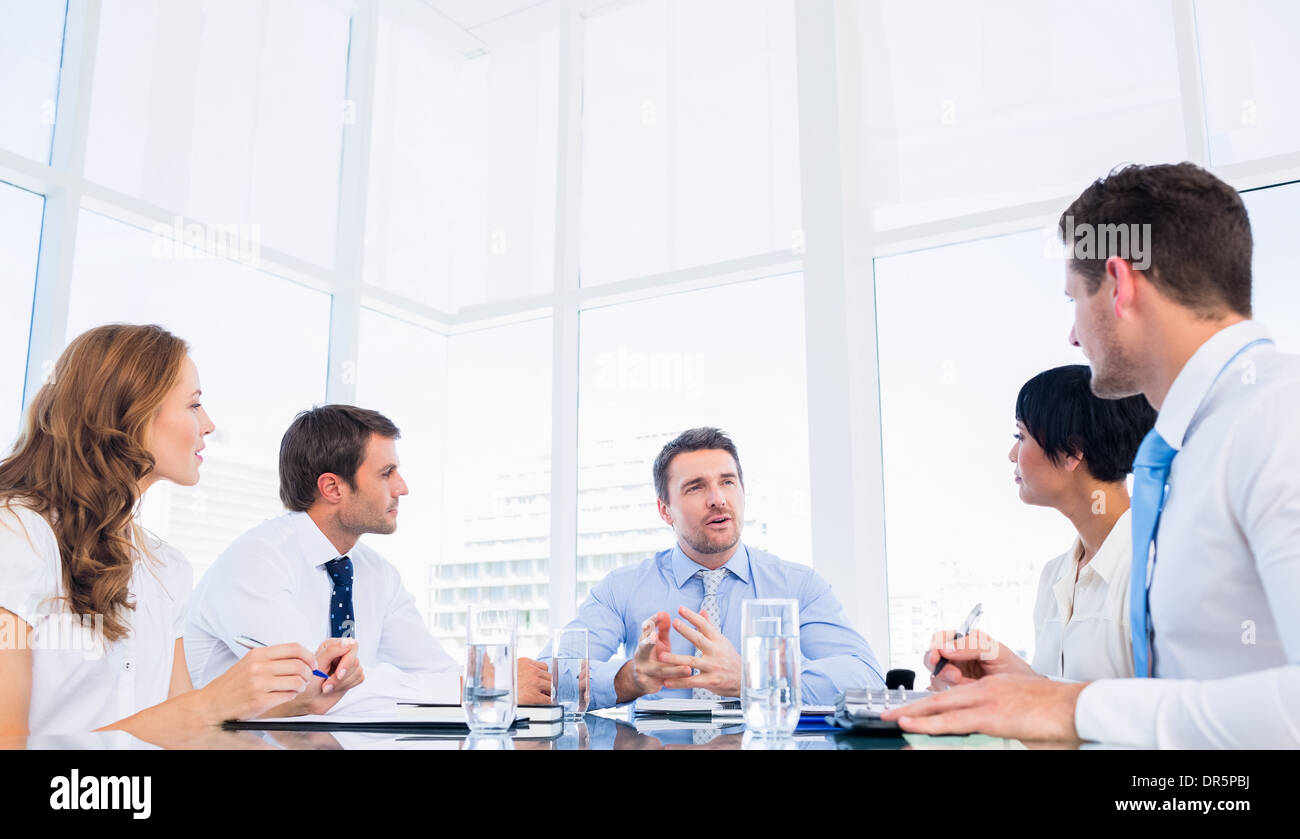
[279,404,400,511]
[1015,365,1156,483]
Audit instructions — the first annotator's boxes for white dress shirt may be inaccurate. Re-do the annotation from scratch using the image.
[1031,510,1134,681]
[185,512,459,712]
[1074,320,1300,747]
[0,504,191,734]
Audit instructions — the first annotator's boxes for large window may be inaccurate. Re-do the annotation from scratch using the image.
[866,2,1300,671]
[66,210,331,579]
[0,0,65,162]
[85,0,350,265]
[1197,0,1300,165]
[856,0,1187,229]
[441,318,553,655]
[577,274,812,601]
[1244,181,1300,350]
[875,231,1082,671]
[0,182,43,449]
[4,0,1298,673]
[366,0,559,313]
[580,0,801,285]
[355,308,449,641]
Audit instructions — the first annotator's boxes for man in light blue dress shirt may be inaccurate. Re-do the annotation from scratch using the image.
[541,427,885,709]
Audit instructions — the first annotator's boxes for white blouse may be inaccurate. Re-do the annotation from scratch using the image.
[0,503,191,735]
[1030,509,1135,681]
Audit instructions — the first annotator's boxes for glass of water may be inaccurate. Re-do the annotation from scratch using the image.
[550,627,590,718]
[741,599,801,738]
[463,606,517,733]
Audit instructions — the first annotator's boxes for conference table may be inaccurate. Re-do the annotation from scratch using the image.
[6,709,1048,750]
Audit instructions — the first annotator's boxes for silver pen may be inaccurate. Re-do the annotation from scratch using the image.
[930,603,983,677]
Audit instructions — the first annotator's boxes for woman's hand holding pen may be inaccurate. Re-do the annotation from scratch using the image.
[925,629,1037,690]
[195,642,320,724]
[260,638,366,718]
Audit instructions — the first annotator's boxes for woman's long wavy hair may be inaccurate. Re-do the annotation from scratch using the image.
[0,324,189,642]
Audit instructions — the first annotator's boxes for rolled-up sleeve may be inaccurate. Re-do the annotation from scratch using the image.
[797,570,886,704]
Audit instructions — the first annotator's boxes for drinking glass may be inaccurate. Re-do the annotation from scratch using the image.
[555,720,589,751]
[741,599,800,738]
[549,627,590,719]
[463,606,517,732]
[463,732,515,751]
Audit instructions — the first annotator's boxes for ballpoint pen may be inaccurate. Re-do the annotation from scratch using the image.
[930,602,983,677]
[234,634,332,680]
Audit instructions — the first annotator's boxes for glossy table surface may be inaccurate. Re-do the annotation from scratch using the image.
[5,707,1053,750]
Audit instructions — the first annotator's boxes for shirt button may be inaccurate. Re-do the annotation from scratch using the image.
[122,658,135,672]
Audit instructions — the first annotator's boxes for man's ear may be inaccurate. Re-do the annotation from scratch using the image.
[656,496,673,527]
[316,472,344,504]
[1106,256,1138,319]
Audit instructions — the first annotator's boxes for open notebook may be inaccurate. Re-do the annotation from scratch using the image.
[830,687,934,734]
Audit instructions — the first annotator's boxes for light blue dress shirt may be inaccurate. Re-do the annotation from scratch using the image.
[539,543,885,709]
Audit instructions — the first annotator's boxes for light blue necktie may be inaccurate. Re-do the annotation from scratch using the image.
[1130,430,1177,677]
[692,567,729,701]
[1128,333,1272,677]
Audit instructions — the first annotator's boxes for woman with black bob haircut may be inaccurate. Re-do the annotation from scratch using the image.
[926,364,1156,685]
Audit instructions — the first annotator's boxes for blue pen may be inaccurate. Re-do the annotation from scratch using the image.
[234,634,332,680]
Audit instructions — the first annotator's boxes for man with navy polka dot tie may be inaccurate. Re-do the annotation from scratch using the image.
[325,556,355,639]
[185,405,554,711]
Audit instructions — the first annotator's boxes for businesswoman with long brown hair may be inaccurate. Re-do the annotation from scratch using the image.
[0,324,341,738]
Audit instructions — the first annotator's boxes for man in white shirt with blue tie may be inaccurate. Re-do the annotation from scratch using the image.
[886,162,1300,747]
[185,405,552,713]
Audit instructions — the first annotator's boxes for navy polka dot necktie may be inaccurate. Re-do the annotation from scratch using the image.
[325,556,355,639]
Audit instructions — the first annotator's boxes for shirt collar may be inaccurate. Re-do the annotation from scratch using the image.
[288,511,350,570]
[1154,320,1271,450]
[1082,508,1131,584]
[670,543,751,588]
[1057,509,1131,585]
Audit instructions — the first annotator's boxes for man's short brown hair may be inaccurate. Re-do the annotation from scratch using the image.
[652,427,744,503]
[1059,162,1252,317]
[279,404,400,511]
